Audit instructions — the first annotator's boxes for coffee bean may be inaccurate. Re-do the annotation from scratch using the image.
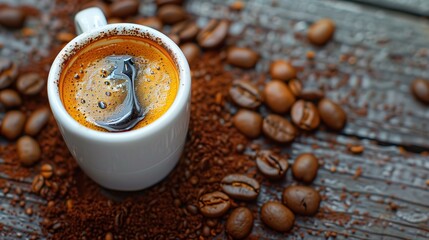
[66,199,73,210]
[198,191,230,218]
[269,60,296,81]
[307,18,335,46]
[256,150,288,179]
[16,73,45,95]
[0,58,18,89]
[56,32,75,43]
[180,43,201,64]
[260,202,295,232]
[135,17,163,30]
[171,20,199,42]
[82,1,111,18]
[226,47,259,69]
[55,168,67,177]
[108,18,122,24]
[17,136,41,166]
[0,89,22,108]
[226,207,253,239]
[348,145,364,154]
[299,89,325,101]
[156,0,183,6]
[186,204,198,215]
[262,114,296,143]
[233,109,262,139]
[109,0,139,18]
[291,100,320,131]
[206,219,217,227]
[202,225,210,237]
[31,175,44,193]
[105,232,113,240]
[229,80,263,109]
[0,7,26,29]
[25,207,33,216]
[288,79,302,97]
[25,107,50,136]
[282,185,321,216]
[197,19,229,48]
[1,110,26,140]
[157,5,187,25]
[411,79,429,104]
[264,80,295,113]
[229,1,245,11]
[318,98,347,131]
[168,33,180,45]
[292,153,319,183]
[41,164,54,179]
[221,174,260,201]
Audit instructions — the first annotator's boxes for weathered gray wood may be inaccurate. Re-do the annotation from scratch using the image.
[1,0,429,239]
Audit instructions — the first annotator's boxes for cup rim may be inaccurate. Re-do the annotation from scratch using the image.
[47,23,191,142]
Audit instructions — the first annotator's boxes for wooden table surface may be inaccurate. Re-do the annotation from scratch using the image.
[1,0,429,239]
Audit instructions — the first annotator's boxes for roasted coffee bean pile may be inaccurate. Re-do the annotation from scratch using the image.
[1,0,428,239]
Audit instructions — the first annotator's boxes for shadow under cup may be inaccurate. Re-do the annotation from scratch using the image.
[47,24,191,191]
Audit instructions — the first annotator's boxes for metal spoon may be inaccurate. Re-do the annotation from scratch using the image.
[94,55,145,132]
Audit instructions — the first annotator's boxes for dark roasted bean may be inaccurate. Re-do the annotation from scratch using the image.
[226,47,259,69]
[1,110,26,140]
[256,150,288,179]
[157,5,187,25]
[282,185,321,216]
[288,79,302,97]
[318,98,347,131]
[262,114,296,143]
[197,19,229,48]
[105,232,113,240]
[269,60,296,81]
[264,80,295,113]
[0,7,26,29]
[156,0,183,6]
[41,164,54,179]
[135,17,163,30]
[180,43,201,64]
[229,80,263,109]
[186,204,198,215]
[260,202,295,232]
[411,79,429,104]
[31,175,44,193]
[25,107,50,136]
[292,153,319,183]
[171,20,199,42]
[307,18,335,46]
[82,1,111,17]
[168,33,180,45]
[16,73,45,95]
[0,89,21,108]
[233,109,262,139]
[291,100,320,131]
[0,58,18,89]
[226,207,253,239]
[17,136,41,166]
[109,0,139,18]
[25,207,33,216]
[221,174,260,201]
[299,89,325,101]
[198,191,230,218]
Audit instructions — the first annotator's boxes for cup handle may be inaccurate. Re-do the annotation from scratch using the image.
[74,7,107,35]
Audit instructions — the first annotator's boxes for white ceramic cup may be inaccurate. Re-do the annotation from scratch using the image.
[47,8,191,191]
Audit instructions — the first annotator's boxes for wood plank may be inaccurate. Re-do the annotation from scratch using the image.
[0,0,429,239]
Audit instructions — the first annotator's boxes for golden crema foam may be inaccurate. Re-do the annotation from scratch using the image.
[60,36,179,132]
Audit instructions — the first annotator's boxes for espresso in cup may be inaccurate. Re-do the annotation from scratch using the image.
[60,35,179,132]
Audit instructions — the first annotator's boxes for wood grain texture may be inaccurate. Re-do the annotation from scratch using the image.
[1,0,429,239]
